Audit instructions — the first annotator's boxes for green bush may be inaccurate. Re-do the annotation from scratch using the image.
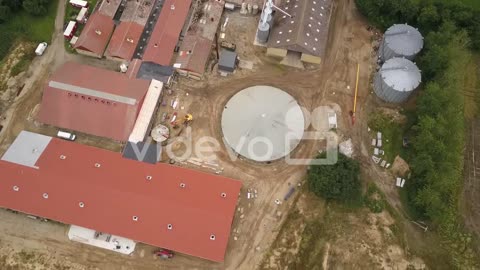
[10,51,34,77]
[307,153,362,204]
[364,184,385,214]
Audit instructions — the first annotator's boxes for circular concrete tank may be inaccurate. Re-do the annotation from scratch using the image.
[374,57,421,103]
[221,86,305,162]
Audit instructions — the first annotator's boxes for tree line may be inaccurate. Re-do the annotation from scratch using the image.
[0,0,50,22]
[356,0,478,267]
[356,0,480,51]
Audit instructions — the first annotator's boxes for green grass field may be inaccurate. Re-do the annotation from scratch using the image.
[0,0,59,62]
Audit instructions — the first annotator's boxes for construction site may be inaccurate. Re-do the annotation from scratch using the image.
[0,0,445,268]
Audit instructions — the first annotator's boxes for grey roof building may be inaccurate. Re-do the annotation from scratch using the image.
[122,141,161,164]
[266,0,333,64]
[218,49,238,73]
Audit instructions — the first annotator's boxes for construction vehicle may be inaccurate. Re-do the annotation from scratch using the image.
[154,249,174,259]
[183,113,193,125]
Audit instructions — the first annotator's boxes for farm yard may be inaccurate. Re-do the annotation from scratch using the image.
[0,0,479,269]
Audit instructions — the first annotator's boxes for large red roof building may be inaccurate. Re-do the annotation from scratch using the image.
[0,131,242,262]
[38,62,155,141]
[142,0,192,65]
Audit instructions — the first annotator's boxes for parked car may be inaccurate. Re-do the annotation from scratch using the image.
[35,42,48,56]
[154,249,174,259]
[57,131,76,141]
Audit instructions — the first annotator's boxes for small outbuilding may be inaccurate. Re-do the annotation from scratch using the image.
[218,49,237,74]
[122,141,161,164]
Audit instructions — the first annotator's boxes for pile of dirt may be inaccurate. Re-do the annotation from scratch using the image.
[390,155,410,177]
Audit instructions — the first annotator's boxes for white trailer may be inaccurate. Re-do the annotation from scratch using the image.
[70,0,88,8]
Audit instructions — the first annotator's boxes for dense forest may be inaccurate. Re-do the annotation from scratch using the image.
[357,0,479,267]
[0,0,50,22]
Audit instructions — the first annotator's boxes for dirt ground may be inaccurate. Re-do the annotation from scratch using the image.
[259,192,425,270]
[0,0,429,269]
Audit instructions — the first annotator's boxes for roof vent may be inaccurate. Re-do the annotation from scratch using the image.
[210,234,216,240]
[167,224,173,230]
[60,155,66,160]
[221,192,227,198]
[13,186,19,192]
[126,38,134,43]
[43,193,49,199]
[133,216,139,221]
[170,4,175,10]
[180,183,186,188]
[146,175,152,180]
[79,202,85,208]
[95,30,102,35]
[94,163,101,168]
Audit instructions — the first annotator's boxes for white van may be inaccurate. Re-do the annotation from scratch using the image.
[57,131,76,141]
[35,42,48,56]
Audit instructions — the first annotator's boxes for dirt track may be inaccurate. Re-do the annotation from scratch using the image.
[0,0,383,269]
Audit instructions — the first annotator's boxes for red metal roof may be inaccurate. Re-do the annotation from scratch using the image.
[74,13,115,57]
[175,34,212,75]
[105,22,144,61]
[0,131,242,262]
[142,0,192,65]
[38,62,150,141]
[126,58,143,78]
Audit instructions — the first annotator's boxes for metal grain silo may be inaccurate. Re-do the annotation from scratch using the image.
[374,57,421,103]
[380,24,424,61]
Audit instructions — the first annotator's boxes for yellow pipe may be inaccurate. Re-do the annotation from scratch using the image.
[353,63,360,113]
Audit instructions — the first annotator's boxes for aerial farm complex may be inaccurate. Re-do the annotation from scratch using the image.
[6,0,478,267]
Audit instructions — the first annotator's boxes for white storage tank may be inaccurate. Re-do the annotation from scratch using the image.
[374,57,421,103]
[380,24,424,61]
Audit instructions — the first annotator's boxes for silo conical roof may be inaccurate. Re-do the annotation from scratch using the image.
[382,24,424,60]
[380,57,421,92]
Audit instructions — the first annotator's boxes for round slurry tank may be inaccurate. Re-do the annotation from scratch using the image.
[380,24,424,61]
[221,86,305,162]
[374,57,422,103]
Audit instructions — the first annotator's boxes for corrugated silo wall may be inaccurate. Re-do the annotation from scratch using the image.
[373,72,412,103]
[379,38,416,62]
